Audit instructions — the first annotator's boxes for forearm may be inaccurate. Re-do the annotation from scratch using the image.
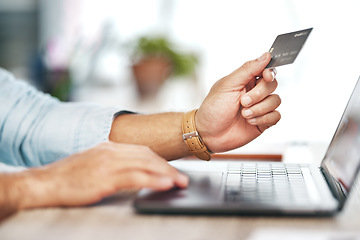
[0,173,28,221]
[109,112,191,160]
[0,169,61,221]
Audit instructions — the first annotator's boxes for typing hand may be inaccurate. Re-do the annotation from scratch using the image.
[9,142,189,209]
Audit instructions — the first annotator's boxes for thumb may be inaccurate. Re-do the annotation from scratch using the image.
[230,52,272,87]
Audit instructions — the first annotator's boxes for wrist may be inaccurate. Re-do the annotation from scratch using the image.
[193,109,213,152]
[182,109,212,160]
[0,172,34,213]
[109,111,137,142]
[7,169,50,210]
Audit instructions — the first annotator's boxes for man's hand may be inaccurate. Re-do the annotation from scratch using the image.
[109,52,281,159]
[2,142,188,213]
[196,52,281,153]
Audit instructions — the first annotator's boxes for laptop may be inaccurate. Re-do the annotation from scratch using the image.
[134,77,360,216]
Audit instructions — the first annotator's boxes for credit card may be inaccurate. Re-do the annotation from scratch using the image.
[265,28,313,69]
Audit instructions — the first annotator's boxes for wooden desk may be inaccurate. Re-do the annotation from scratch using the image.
[0,185,359,240]
[1,146,360,240]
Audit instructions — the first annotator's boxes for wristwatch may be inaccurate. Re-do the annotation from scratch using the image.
[182,109,212,161]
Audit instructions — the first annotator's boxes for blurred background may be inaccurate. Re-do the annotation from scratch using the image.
[1,0,360,155]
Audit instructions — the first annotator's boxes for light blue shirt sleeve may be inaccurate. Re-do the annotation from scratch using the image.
[0,163,26,173]
[0,68,119,167]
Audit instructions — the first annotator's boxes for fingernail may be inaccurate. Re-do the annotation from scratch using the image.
[248,118,257,125]
[177,173,189,186]
[158,177,174,187]
[242,95,252,106]
[257,52,267,61]
[243,109,253,118]
[270,69,276,81]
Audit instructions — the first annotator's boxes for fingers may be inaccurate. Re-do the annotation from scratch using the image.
[27,142,190,209]
[241,78,278,108]
[227,52,272,88]
[242,94,281,117]
[106,144,173,175]
[64,170,184,206]
[240,66,280,133]
[253,111,281,133]
[114,170,187,191]
[101,142,189,189]
[246,110,281,127]
[241,94,281,126]
[244,102,281,127]
[262,68,277,83]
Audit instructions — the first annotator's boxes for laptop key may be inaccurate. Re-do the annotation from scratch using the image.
[224,163,311,205]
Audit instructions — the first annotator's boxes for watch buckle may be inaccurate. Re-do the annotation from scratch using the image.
[183,131,199,140]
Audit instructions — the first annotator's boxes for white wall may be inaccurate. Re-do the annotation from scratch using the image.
[41,0,360,147]
[170,0,360,145]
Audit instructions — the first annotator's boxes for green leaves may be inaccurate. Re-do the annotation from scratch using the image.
[132,36,198,78]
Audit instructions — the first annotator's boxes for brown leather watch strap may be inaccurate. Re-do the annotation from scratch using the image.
[182,109,211,161]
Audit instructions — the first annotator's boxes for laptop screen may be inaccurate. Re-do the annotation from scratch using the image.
[321,77,360,198]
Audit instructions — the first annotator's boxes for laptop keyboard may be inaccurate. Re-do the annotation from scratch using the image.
[225,163,310,204]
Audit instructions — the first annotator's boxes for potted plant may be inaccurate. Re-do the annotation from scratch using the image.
[129,35,198,98]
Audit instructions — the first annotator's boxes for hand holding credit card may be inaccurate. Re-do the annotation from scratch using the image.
[265,28,313,69]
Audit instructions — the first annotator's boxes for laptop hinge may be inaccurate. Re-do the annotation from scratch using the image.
[320,166,346,207]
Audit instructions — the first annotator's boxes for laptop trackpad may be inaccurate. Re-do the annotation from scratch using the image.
[136,172,224,204]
